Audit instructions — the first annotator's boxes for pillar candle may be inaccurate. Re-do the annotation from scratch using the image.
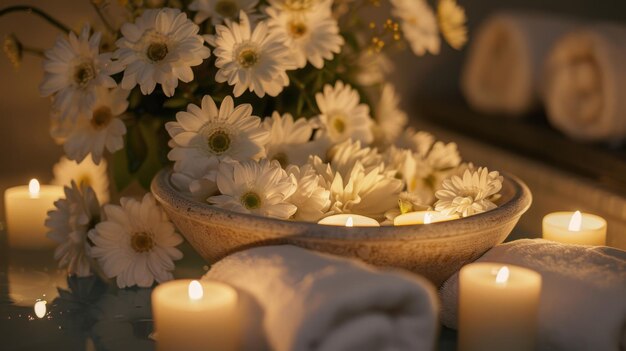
[152,279,239,351]
[4,179,64,250]
[459,263,542,351]
[542,211,607,246]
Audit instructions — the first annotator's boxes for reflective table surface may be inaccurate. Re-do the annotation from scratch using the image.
[0,226,458,351]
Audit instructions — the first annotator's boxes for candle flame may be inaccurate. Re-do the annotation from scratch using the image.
[34,300,47,319]
[346,216,354,227]
[29,179,40,197]
[495,266,509,284]
[424,213,433,224]
[568,211,582,231]
[188,280,203,300]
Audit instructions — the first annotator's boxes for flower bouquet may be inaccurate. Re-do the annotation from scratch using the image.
[1,0,522,287]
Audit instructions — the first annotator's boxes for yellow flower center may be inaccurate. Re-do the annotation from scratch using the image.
[78,174,92,187]
[241,191,262,210]
[288,20,307,38]
[91,106,114,130]
[238,49,258,68]
[207,129,231,154]
[74,62,96,87]
[331,114,347,134]
[215,0,239,18]
[131,232,155,253]
[146,42,168,62]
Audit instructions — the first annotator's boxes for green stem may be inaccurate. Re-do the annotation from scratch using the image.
[91,2,115,33]
[0,6,71,34]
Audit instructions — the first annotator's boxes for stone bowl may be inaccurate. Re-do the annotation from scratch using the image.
[151,169,532,286]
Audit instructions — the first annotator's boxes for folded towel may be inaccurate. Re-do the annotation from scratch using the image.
[440,239,626,351]
[204,245,439,351]
[461,12,577,116]
[543,23,626,141]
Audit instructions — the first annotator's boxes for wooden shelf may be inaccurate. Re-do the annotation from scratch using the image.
[415,101,626,196]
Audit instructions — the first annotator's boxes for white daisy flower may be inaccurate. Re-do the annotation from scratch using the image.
[188,0,259,25]
[89,193,184,288]
[46,181,101,277]
[354,51,393,87]
[166,95,268,199]
[267,0,318,11]
[266,2,343,69]
[52,156,110,204]
[434,167,503,217]
[210,11,294,97]
[209,159,297,219]
[437,0,468,50]
[113,8,211,97]
[263,112,315,167]
[39,25,116,122]
[60,87,129,165]
[309,156,403,221]
[315,81,373,145]
[390,0,440,56]
[286,164,330,222]
[372,84,409,147]
[383,145,416,184]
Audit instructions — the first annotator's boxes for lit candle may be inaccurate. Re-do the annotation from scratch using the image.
[393,211,459,226]
[542,211,607,246]
[152,279,240,351]
[34,300,47,319]
[318,214,380,227]
[459,263,542,351]
[4,179,64,250]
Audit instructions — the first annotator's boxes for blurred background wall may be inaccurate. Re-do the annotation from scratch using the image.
[0,0,625,210]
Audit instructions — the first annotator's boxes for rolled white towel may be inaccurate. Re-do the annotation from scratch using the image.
[461,12,577,116]
[440,239,626,351]
[204,245,439,351]
[543,23,626,141]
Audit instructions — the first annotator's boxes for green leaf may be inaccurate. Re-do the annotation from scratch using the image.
[163,97,189,109]
[135,118,169,190]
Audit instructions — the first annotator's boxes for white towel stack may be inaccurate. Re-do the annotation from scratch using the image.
[439,239,626,351]
[461,12,577,116]
[204,245,439,351]
[543,23,626,141]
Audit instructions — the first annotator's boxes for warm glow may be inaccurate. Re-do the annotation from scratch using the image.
[188,280,203,300]
[495,266,509,284]
[28,179,40,197]
[568,211,582,231]
[346,216,354,227]
[424,213,433,224]
[34,300,47,318]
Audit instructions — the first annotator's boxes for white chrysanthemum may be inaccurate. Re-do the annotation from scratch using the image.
[266,2,343,69]
[46,181,101,277]
[209,159,297,219]
[309,156,403,221]
[396,128,435,157]
[263,112,316,167]
[189,0,259,25]
[113,8,210,97]
[286,164,330,221]
[390,0,440,56]
[39,25,116,122]
[383,146,415,183]
[89,193,183,288]
[355,51,393,86]
[60,87,129,164]
[437,0,467,50]
[52,156,110,204]
[166,95,268,199]
[209,12,294,97]
[315,81,373,144]
[328,139,383,178]
[373,84,408,147]
[434,167,503,217]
